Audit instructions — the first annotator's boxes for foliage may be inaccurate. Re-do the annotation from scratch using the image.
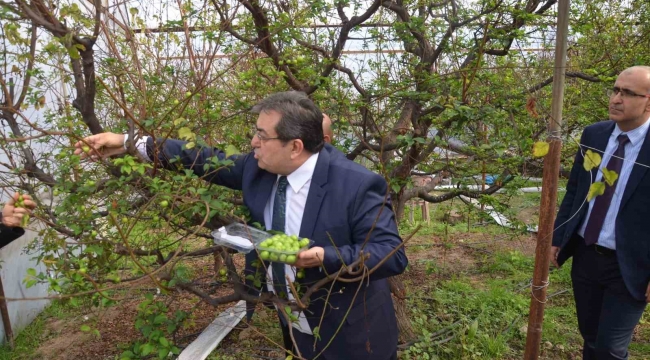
[120,294,185,359]
[1,0,650,354]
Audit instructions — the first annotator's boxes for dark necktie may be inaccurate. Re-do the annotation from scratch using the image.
[583,134,630,245]
[271,176,289,324]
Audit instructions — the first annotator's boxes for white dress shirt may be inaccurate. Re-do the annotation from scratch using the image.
[577,119,650,249]
[132,135,318,334]
[264,152,318,335]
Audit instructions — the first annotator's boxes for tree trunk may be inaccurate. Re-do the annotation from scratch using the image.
[389,275,416,343]
[393,190,406,222]
[390,193,416,342]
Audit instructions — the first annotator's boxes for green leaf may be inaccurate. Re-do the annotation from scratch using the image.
[532,141,549,157]
[468,319,478,338]
[159,337,169,347]
[120,350,135,359]
[67,46,80,59]
[27,268,36,276]
[587,182,606,202]
[141,343,153,356]
[185,141,195,149]
[224,144,240,157]
[583,150,602,171]
[158,348,169,359]
[80,325,91,332]
[178,127,195,141]
[153,314,167,325]
[602,168,619,186]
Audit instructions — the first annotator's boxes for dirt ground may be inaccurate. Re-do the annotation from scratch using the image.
[25,230,542,360]
[32,253,247,360]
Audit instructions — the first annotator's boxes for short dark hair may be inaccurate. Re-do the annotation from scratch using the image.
[251,91,324,153]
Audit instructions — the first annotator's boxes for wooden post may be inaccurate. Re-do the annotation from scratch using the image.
[524,0,570,358]
[424,200,431,225]
[420,202,430,225]
[409,202,415,224]
[0,276,14,349]
[481,122,487,211]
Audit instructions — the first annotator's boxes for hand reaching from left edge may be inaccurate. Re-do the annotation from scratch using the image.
[2,192,36,228]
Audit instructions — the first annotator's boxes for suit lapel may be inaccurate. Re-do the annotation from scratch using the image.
[299,148,330,239]
[589,122,615,179]
[620,125,650,210]
[250,171,277,225]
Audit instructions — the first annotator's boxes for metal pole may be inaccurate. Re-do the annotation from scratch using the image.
[524,0,570,358]
[0,276,14,349]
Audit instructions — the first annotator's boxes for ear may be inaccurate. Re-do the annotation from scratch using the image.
[290,139,305,159]
[323,135,331,144]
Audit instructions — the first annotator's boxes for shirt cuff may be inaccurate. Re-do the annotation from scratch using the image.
[125,134,151,162]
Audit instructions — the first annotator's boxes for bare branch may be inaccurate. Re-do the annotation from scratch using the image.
[523,71,603,94]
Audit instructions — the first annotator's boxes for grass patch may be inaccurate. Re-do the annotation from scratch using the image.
[403,249,649,359]
[0,300,78,360]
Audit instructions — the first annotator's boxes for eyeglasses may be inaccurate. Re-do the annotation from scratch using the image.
[607,87,650,99]
[254,131,282,142]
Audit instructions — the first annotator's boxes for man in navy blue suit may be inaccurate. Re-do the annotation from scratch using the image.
[75,91,408,360]
[552,66,650,359]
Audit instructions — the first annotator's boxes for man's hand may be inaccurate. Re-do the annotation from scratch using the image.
[551,246,560,268]
[74,132,126,160]
[2,193,36,228]
[294,247,325,268]
[646,282,650,303]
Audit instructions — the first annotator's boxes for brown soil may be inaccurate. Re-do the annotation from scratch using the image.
[21,229,621,360]
[32,253,247,360]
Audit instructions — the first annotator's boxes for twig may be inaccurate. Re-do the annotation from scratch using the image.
[547,288,570,299]
[501,314,522,335]
[397,319,462,349]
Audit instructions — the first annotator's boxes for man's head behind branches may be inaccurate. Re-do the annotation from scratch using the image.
[250,92,324,175]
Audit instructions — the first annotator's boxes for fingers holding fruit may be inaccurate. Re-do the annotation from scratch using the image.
[2,192,35,227]
[294,247,325,269]
[73,133,126,160]
[13,193,36,210]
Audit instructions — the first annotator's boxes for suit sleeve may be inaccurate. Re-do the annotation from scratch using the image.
[321,174,408,279]
[146,137,249,190]
[552,130,587,247]
[0,223,25,249]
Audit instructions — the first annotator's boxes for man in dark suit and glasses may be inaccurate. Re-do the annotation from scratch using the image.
[74,92,408,360]
[552,66,650,359]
